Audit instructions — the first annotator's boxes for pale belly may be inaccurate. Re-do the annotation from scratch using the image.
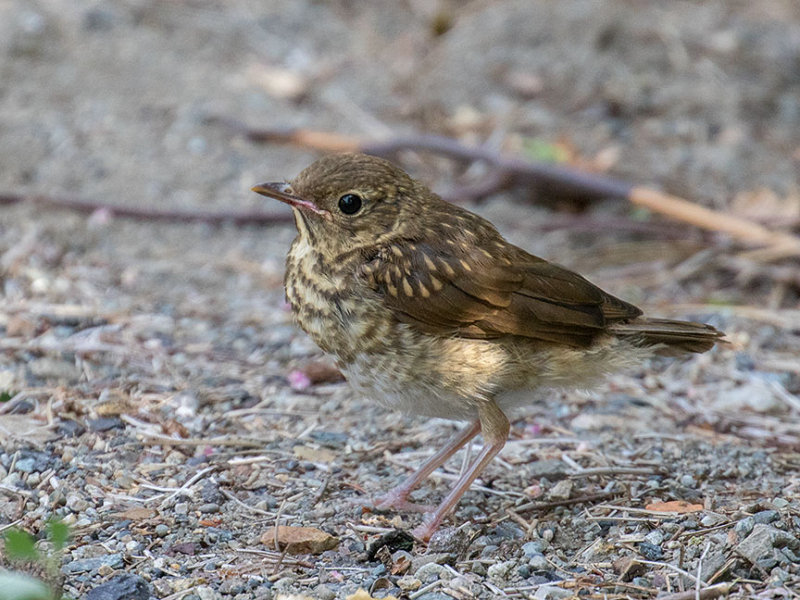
[339,333,654,421]
[285,234,650,421]
[339,333,535,421]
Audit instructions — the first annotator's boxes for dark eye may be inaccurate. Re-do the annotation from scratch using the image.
[337,193,363,215]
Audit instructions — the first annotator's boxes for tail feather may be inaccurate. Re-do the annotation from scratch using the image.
[610,318,724,355]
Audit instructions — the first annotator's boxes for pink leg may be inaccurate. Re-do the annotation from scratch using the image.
[374,421,481,512]
[412,403,510,542]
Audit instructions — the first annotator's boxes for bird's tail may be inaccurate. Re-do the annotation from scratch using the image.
[610,318,724,355]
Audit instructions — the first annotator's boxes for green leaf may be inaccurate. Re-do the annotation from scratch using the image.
[46,520,69,552]
[4,529,39,561]
[0,390,15,403]
[521,138,567,163]
[0,571,53,600]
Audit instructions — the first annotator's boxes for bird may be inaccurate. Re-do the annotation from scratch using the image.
[252,153,723,541]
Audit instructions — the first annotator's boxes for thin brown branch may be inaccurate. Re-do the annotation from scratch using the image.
[212,119,633,201]
[0,193,292,225]
[217,121,800,259]
[656,583,732,600]
[630,187,800,259]
[568,466,664,479]
[514,490,619,513]
[8,121,800,261]
[0,193,698,240]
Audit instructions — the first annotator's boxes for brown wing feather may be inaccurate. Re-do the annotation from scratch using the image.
[362,231,642,347]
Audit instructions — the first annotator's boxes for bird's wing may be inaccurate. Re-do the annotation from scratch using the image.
[360,240,642,347]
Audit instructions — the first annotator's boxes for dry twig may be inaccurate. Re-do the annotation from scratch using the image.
[656,582,732,600]
[515,490,619,513]
[7,124,799,262]
[0,192,292,225]
[216,121,800,260]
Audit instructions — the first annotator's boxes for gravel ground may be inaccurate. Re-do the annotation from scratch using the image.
[1,1,799,599]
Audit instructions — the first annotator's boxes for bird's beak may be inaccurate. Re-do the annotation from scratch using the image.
[251,182,332,220]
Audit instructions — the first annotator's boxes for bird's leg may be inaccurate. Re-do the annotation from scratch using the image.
[373,420,481,512]
[412,401,510,542]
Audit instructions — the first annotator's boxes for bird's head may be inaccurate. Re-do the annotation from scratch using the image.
[252,153,431,256]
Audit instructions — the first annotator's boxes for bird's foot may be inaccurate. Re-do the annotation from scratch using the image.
[410,520,438,543]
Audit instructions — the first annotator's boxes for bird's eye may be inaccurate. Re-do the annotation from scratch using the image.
[337,193,363,215]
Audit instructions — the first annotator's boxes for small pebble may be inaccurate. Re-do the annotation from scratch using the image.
[770,567,790,583]
[521,542,543,557]
[753,510,779,525]
[492,522,525,540]
[66,493,90,512]
[415,562,452,582]
[487,560,516,583]
[644,530,664,546]
[700,514,726,527]
[396,576,421,591]
[735,516,755,537]
[85,573,151,600]
[219,578,247,595]
[75,516,93,527]
[165,451,185,465]
[638,542,663,560]
[533,584,573,599]
[96,564,115,577]
[195,585,221,600]
[198,503,220,514]
[348,539,365,554]
[679,474,696,487]
[447,576,472,590]
[62,553,124,574]
[528,555,550,571]
[155,524,169,537]
[174,502,189,515]
[253,587,273,600]
[87,417,123,432]
[470,562,487,576]
[548,479,573,501]
[313,585,336,600]
[15,457,37,473]
[201,481,224,504]
[272,576,296,590]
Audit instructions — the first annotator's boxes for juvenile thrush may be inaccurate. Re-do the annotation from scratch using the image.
[252,153,723,541]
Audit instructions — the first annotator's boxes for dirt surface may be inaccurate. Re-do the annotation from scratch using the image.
[1,1,799,599]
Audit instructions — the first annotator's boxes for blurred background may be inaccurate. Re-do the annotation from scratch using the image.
[1,1,799,598]
[3,1,798,210]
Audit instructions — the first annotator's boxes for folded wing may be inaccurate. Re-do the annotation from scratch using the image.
[361,238,642,347]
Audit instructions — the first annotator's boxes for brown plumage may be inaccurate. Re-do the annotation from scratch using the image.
[252,153,723,541]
